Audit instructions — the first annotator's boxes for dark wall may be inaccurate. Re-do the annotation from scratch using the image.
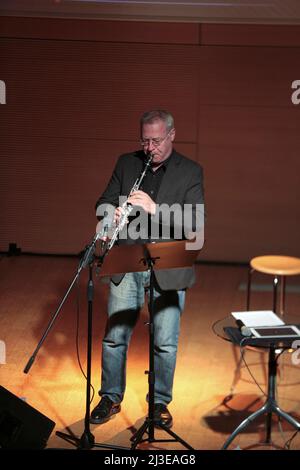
[1,17,300,261]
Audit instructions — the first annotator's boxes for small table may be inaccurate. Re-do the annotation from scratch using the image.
[213,315,300,449]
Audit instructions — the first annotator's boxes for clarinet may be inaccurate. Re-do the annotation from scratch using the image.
[106,152,153,251]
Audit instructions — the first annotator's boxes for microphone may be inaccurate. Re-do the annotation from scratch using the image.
[235,319,252,337]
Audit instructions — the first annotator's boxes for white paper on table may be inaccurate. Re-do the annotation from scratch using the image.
[231,310,285,327]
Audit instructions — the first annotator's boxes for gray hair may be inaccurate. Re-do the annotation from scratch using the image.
[140,110,174,133]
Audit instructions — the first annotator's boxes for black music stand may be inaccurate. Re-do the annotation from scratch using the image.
[222,328,300,449]
[101,240,199,450]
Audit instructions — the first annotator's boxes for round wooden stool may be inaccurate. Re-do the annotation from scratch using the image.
[246,255,300,315]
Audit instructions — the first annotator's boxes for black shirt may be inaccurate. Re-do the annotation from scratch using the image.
[139,152,172,202]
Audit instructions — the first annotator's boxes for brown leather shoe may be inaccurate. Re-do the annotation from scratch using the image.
[154,403,173,429]
[90,396,121,424]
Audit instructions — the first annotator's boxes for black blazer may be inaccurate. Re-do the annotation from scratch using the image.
[96,149,204,290]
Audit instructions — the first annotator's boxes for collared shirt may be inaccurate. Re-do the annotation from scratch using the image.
[128,151,174,243]
[139,151,173,202]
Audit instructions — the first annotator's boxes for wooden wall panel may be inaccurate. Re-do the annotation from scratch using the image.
[198,106,300,261]
[1,19,300,261]
[198,46,299,107]
[1,138,116,253]
[0,16,200,44]
[201,24,300,47]
[0,137,197,254]
[196,43,300,261]
[1,39,199,142]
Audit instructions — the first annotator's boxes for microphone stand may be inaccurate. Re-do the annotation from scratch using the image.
[24,233,129,450]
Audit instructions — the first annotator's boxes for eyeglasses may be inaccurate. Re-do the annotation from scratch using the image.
[140,130,173,148]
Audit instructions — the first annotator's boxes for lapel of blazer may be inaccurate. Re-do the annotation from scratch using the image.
[155,150,181,204]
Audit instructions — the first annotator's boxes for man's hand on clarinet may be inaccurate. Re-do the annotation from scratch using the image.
[128,190,156,216]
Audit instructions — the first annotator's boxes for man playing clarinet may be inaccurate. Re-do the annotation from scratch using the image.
[91,110,204,429]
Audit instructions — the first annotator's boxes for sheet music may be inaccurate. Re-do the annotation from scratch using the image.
[231,310,285,327]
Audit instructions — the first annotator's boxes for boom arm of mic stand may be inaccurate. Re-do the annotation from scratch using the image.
[23,233,101,374]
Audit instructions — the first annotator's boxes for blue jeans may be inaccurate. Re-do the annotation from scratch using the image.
[100,271,185,405]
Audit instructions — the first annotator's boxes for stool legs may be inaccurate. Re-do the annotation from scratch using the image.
[279,276,286,316]
[273,276,279,313]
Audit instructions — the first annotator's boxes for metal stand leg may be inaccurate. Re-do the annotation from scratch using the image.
[56,264,129,451]
[130,260,194,450]
[222,347,300,449]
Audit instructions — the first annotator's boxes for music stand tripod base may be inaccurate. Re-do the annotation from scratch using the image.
[129,265,195,452]
[130,419,194,450]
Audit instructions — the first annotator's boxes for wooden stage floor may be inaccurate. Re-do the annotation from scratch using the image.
[1,255,300,450]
